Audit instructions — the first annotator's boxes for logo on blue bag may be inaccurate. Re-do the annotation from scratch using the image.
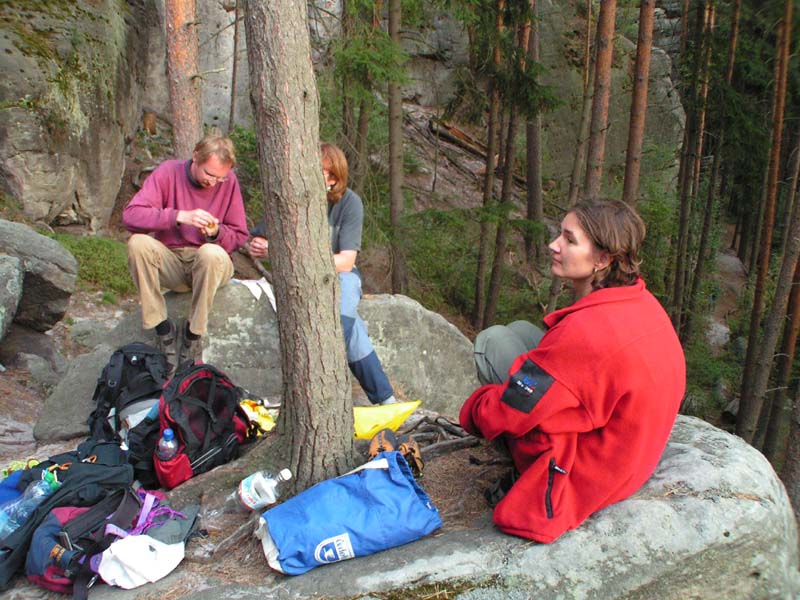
[314,533,355,564]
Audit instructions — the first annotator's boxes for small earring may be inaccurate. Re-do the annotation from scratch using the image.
[593,266,598,274]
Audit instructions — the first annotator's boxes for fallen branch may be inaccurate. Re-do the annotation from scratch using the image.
[421,436,480,459]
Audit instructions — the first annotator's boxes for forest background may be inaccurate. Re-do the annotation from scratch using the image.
[1,0,800,509]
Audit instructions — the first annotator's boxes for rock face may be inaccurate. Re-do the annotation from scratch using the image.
[0,255,23,342]
[0,219,78,331]
[0,0,152,229]
[34,283,476,440]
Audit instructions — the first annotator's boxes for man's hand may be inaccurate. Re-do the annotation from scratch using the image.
[177,208,219,231]
[249,236,269,259]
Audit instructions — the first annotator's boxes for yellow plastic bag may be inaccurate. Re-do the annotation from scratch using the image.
[240,399,277,434]
[353,400,421,440]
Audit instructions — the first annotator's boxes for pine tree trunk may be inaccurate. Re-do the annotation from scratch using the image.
[670,1,707,330]
[683,0,739,342]
[473,0,505,329]
[737,0,793,443]
[689,3,715,199]
[227,0,240,132]
[388,0,407,293]
[567,2,595,207]
[524,0,543,264]
[583,0,617,200]
[351,96,372,196]
[244,0,355,490]
[763,256,800,463]
[622,0,655,206]
[484,111,519,329]
[165,0,202,157]
[779,127,800,258]
[780,388,800,516]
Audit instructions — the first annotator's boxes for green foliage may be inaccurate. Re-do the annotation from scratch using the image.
[682,335,742,419]
[51,233,135,298]
[228,126,264,227]
[401,208,478,315]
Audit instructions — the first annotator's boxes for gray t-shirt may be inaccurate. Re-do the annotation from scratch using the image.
[328,188,363,254]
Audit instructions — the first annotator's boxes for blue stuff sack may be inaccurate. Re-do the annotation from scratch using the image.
[257,451,441,575]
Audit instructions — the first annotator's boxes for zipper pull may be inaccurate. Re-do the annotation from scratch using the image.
[551,462,567,475]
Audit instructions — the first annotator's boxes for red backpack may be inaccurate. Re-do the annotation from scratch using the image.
[153,363,256,489]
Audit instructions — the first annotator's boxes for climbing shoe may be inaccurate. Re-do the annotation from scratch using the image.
[369,428,398,460]
[397,434,424,478]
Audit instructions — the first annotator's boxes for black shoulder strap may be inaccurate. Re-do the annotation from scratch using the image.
[71,488,141,600]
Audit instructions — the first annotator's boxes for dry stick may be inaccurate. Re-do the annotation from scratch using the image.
[421,436,480,460]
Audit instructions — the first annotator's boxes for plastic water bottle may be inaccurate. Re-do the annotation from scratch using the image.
[156,428,179,461]
[0,471,59,540]
[237,468,292,511]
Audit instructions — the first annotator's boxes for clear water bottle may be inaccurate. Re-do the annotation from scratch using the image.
[237,468,292,511]
[156,428,179,461]
[0,471,59,541]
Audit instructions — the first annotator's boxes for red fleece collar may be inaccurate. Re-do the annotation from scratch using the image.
[543,278,646,329]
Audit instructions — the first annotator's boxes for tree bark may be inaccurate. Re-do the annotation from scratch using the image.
[683,0,739,342]
[227,1,240,132]
[388,0,407,293]
[779,127,800,258]
[524,0,543,264]
[737,0,793,443]
[567,1,595,207]
[689,3,715,200]
[763,255,800,463]
[244,0,355,491]
[780,388,800,516]
[583,0,616,200]
[670,1,707,331]
[473,0,505,329]
[165,0,202,157]
[622,0,655,206]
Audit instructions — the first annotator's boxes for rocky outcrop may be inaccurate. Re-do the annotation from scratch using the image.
[84,416,800,600]
[0,255,23,342]
[0,219,77,331]
[34,283,477,440]
[0,0,152,229]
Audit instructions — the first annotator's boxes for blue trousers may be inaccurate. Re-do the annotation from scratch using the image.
[339,271,394,404]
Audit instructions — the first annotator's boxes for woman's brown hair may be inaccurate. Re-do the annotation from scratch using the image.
[320,142,348,203]
[572,199,646,290]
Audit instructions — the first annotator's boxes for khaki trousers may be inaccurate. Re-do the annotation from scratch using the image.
[127,233,234,335]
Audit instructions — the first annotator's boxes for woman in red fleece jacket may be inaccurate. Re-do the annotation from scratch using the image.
[461,199,685,543]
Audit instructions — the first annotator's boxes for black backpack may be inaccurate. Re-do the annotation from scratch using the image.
[0,440,134,591]
[87,343,169,487]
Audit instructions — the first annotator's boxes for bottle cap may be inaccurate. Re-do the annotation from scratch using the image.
[163,429,174,441]
[278,468,292,481]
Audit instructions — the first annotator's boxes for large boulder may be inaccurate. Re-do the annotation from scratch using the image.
[279,420,799,598]
[34,283,476,441]
[358,294,477,416]
[0,219,78,331]
[33,344,113,441]
[85,416,799,600]
[0,0,152,229]
[0,254,23,342]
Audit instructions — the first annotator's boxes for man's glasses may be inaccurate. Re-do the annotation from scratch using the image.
[202,167,229,183]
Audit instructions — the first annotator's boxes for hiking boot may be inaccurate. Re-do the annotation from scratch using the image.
[179,335,203,365]
[379,395,398,405]
[156,320,178,371]
[369,428,397,460]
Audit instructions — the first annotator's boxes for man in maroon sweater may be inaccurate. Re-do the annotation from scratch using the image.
[122,134,249,367]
